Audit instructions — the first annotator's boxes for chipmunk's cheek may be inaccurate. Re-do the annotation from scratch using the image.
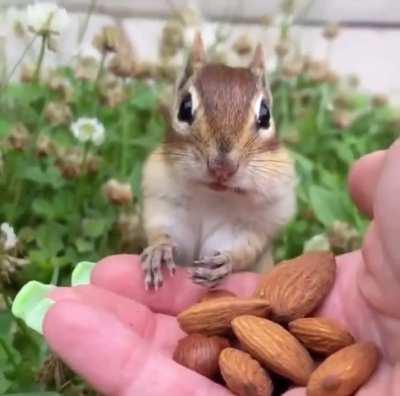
[258,128,275,141]
[230,171,249,193]
[183,161,207,185]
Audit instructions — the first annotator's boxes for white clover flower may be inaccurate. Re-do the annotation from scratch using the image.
[180,3,203,48]
[6,7,27,34]
[74,43,101,61]
[70,117,105,146]
[180,2,202,27]
[0,223,18,251]
[303,233,330,253]
[184,26,198,49]
[25,2,70,35]
[103,179,133,205]
[7,7,26,23]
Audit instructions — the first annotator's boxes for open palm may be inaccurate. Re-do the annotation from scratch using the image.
[43,142,400,395]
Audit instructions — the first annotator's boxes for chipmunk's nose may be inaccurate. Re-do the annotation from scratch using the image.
[207,155,239,182]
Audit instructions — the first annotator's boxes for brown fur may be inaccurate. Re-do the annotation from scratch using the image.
[195,64,258,149]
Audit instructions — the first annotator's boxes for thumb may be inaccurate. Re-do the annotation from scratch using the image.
[283,388,306,396]
[357,140,400,321]
[374,139,400,269]
[44,300,232,396]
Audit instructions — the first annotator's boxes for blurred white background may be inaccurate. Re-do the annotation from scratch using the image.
[2,0,400,100]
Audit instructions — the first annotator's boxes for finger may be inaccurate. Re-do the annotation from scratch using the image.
[315,251,376,341]
[49,285,184,353]
[348,150,386,218]
[354,139,400,348]
[89,250,371,338]
[44,300,231,396]
[374,140,400,267]
[282,388,306,396]
[91,254,259,315]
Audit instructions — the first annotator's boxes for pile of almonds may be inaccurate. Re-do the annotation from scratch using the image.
[173,252,380,396]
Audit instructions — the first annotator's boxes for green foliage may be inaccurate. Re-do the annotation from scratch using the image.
[272,76,398,259]
[0,74,164,393]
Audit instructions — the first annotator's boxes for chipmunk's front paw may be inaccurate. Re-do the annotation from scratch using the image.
[140,243,176,290]
[191,252,232,287]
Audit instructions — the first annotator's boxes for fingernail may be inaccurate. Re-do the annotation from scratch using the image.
[12,281,55,334]
[71,261,96,286]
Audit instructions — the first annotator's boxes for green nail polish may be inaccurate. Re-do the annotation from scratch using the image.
[12,281,55,334]
[71,261,96,286]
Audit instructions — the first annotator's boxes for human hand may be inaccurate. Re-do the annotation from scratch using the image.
[13,140,400,395]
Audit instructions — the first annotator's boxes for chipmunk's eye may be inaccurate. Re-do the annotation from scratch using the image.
[178,93,194,124]
[256,98,271,129]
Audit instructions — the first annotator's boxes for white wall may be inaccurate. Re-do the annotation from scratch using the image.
[8,0,400,24]
[2,5,400,102]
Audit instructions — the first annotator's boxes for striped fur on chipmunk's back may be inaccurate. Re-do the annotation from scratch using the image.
[140,34,296,290]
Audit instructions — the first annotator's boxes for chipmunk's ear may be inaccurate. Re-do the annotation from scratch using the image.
[189,32,206,71]
[178,32,206,88]
[250,44,272,105]
[249,44,266,79]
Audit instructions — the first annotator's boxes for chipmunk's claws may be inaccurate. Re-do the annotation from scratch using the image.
[194,251,228,268]
[140,243,176,290]
[154,279,163,291]
[191,253,232,288]
[169,265,176,276]
[164,250,176,277]
[144,271,152,291]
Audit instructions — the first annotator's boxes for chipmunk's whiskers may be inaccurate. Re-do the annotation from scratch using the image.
[248,167,289,179]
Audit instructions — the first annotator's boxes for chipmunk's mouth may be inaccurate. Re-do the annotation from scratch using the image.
[205,181,246,194]
[208,181,229,191]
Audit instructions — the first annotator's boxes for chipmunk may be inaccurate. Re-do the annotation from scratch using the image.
[140,34,296,290]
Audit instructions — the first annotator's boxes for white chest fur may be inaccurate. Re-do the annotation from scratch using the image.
[169,183,295,265]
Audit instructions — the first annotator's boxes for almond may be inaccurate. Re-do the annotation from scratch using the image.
[219,347,273,396]
[177,297,270,336]
[173,334,230,379]
[307,342,380,396]
[255,252,336,323]
[232,315,314,385]
[289,317,354,355]
[199,289,236,302]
